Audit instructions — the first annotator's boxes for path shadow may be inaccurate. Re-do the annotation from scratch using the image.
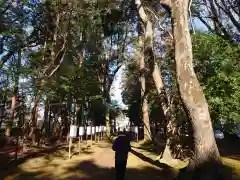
[130,148,176,177]
[177,159,240,180]
[1,159,176,180]
[0,143,67,168]
[0,145,64,178]
[68,159,175,180]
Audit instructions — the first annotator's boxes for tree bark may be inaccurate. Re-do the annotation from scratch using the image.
[138,35,151,141]
[106,107,110,137]
[31,88,40,146]
[136,0,177,160]
[6,49,21,136]
[76,101,81,126]
[135,0,152,141]
[171,0,220,168]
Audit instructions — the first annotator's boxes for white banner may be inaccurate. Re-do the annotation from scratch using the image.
[79,126,85,136]
[87,126,91,135]
[103,126,106,132]
[70,125,78,137]
[134,126,138,134]
[99,126,102,132]
[92,127,95,134]
[96,126,99,133]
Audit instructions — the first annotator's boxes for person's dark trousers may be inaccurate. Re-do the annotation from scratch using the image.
[115,159,127,180]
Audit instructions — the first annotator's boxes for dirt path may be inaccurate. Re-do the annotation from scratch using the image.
[2,140,175,180]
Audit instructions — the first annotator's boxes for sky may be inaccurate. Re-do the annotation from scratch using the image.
[110,64,126,108]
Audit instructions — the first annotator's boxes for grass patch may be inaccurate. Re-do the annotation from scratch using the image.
[222,157,240,176]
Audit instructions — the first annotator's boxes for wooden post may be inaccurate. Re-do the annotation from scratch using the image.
[85,127,88,144]
[78,136,81,155]
[100,127,103,140]
[91,133,93,146]
[69,137,72,159]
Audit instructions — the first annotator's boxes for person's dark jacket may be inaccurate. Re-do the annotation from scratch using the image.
[112,134,131,161]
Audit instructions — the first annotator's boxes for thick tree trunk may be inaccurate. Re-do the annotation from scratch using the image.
[171,0,220,168]
[6,96,16,137]
[136,0,152,141]
[6,49,21,136]
[138,36,151,141]
[136,0,176,160]
[31,90,40,146]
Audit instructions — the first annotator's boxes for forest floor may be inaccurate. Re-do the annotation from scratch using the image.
[0,137,240,180]
[0,139,177,180]
[131,138,240,179]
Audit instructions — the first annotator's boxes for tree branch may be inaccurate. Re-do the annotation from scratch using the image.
[47,49,66,77]
[42,38,67,75]
[216,0,240,32]
[159,0,172,9]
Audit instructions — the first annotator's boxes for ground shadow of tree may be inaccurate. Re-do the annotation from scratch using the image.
[0,143,67,168]
[1,151,239,180]
[0,143,69,179]
[130,146,240,180]
[130,148,175,171]
[177,159,240,180]
[0,159,177,180]
[67,159,175,180]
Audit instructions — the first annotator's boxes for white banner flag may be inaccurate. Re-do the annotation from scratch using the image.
[79,126,85,136]
[70,125,78,137]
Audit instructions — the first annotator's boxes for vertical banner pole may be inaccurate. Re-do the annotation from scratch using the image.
[69,137,72,159]
[78,136,81,155]
[85,128,88,145]
[97,132,99,142]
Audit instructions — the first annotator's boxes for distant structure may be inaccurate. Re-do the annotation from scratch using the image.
[115,107,129,132]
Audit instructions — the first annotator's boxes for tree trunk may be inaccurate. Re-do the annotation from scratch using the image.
[6,96,16,137]
[44,99,49,138]
[104,93,111,137]
[136,0,176,160]
[135,0,152,141]
[106,107,110,137]
[6,49,21,136]
[76,101,81,126]
[171,0,220,168]
[138,36,151,141]
[31,90,40,146]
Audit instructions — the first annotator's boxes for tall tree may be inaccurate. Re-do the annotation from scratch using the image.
[160,0,220,176]
[135,0,179,161]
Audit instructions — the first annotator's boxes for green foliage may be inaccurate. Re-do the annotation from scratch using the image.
[193,33,240,131]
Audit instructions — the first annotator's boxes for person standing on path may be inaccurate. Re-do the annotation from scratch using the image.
[112,129,131,180]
